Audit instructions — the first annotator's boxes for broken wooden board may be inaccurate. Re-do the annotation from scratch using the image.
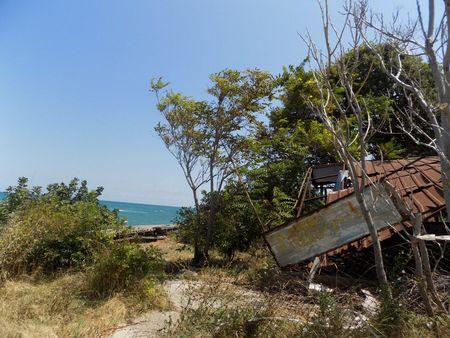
[264,183,403,267]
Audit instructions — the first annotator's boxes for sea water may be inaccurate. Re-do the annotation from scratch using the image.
[0,192,179,226]
[100,200,180,225]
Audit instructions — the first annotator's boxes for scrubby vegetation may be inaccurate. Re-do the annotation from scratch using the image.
[175,190,262,260]
[0,178,448,337]
[3,0,450,336]
[159,245,450,338]
[87,243,164,298]
[0,178,167,337]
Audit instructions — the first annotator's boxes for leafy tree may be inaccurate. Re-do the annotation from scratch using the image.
[154,69,274,262]
[153,85,208,264]
[271,46,435,164]
[332,44,436,159]
[199,69,273,256]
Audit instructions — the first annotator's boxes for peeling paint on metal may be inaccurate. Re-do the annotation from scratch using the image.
[264,184,403,267]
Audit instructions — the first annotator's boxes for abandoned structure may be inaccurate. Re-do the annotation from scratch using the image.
[264,156,447,268]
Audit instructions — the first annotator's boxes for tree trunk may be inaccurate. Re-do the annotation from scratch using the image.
[437,69,450,216]
[204,160,215,259]
[418,238,447,312]
[439,151,450,221]
[192,191,206,266]
[411,237,435,316]
[354,189,390,288]
[340,149,390,289]
[409,215,435,316]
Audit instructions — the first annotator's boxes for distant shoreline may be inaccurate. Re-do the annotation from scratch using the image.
[129,224,176,231]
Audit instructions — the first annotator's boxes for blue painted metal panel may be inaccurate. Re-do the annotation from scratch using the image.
[264,184,403,267]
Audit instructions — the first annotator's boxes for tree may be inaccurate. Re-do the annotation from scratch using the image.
[345,0,450,314]
[358,0,450,219]
[152,81,208,264]
[199,69,274,256]
[302,0,391,288]
[303,0,448,314]
[153,69,274,261]
[271,49,435,164]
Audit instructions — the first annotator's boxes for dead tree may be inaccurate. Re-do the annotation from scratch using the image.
[383,181,446,315]
[356,0,450,220]
[340,0,449,315]
[303,0,390,289]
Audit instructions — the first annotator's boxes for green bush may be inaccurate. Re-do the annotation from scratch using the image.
[0,198,122,277]
[174,206,202,246]
[0,178,124,278]
[87,243,164,298]
[174,190,261,259]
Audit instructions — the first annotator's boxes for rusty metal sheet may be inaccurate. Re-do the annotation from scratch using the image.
[326,157,445,220]
[264,183,403,267]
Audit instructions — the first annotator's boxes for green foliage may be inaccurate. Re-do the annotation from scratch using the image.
[174,190,261,259]
[271,46,436,163]
[0,177,41,225]
[154,69,275,260]
[0,178,124,278]
[87,243,164,298]
[213,191,261,258]
[263,187,296,227]
[248,123,310,201]
[0,199,121,277]
[173,207,202,246]
[150,77,169,94]
[375,284,409,336]
[378,138,407,160]
[45,177,104,203]
[0,177,108,227]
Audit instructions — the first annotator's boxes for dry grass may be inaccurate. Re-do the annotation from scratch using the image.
[2,237,448,338]
[0,272,169,338]
[149,238,450,338]
[149,235,193,263]
[163,272,314,337]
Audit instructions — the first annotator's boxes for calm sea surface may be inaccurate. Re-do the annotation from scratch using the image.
[0,192,179,226]
[100,200,179,225]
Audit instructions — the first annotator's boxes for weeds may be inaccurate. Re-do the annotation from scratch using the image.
[86,242,164,298]
[0,272,170,338]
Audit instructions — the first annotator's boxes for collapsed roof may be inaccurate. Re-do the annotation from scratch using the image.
[264,156,447,267]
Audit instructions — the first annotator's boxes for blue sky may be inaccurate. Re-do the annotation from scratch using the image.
[0,0,429,206]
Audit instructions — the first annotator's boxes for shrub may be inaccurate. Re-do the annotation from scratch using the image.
[374,284,409,337]
[0,177,41,226]
[0,198,123,277]
[87,243,164,298]
[174,190,261,259]
[0,178,124,277]
[213,192,261,259]
[174,206,202,246]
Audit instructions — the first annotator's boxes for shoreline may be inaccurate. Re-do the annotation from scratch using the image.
[128,224,177,231]
[115,223,178,242]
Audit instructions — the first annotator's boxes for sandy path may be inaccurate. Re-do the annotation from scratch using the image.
[109,278,265,338]
[109,280,197,338]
